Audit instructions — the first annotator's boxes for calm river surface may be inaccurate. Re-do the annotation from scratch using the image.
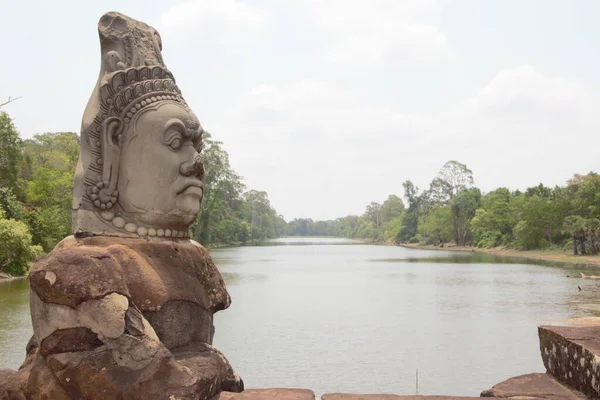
[2,237,600,396]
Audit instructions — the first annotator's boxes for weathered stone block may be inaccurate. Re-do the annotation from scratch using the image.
[1,9,238,400]
[480,372,585,398]
[539,325,600,398]
[39,327,103,356]
[216,389,315,400]
[146,300,213,348]
[322,395,477,400]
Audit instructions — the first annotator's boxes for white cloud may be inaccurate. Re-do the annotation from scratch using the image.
[309,0,447,64]
[211,65,600,220]
[440,65,599,193]
[458,65,587,118]
[160,0,266,45]
[211,79,437,220]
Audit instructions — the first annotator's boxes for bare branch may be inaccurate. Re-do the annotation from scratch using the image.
[0,96,22,109]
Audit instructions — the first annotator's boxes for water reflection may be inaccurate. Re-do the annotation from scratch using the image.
[259,237,365,246]
[1,239,599,397]
[0,279,31,369]
[221,272,268,285]
[372,252,600,271]
[210,239,600,396]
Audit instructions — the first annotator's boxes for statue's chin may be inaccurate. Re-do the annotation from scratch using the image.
[176,195,202,216]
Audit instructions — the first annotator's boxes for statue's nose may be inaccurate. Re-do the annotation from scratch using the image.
[180,153,205,179]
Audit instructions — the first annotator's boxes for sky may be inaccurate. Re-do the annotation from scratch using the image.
[1,0,600,220]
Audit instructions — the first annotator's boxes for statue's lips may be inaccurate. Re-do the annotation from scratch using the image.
[177,180,204,197]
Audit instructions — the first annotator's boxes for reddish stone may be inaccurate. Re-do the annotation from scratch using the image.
[39,327,103,356]
[22,236,240,400]
[322,395,477,400]
[480,373,584,398]
[29,237,230,313]
[29,244,130,308]
[0,369,19,400]
[539,325,600,398]
[216,389,315,400]
[29,341,242,400]
[146,300,214,348]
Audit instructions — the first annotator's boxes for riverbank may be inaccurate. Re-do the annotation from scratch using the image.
[399,243,600,267]
[0,273,21,281]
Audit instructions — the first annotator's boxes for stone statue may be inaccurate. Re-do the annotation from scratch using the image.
[72,11,205,239]
[0,11,243,400]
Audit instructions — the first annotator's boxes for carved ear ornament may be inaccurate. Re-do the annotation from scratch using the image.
[88,181,118,210]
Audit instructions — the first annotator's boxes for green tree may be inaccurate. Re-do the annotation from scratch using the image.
[418,205,453,245]
[585,218,600,255]
[451,187,481,246]
[429,160,474,202]
[0,187,24,221]
[0,208,42,276]
[25,206,67,252]
[244,190,281,243]
[429,161,478,246]
[21,132,79,247]
[381,195,405,223]
[363,202,383,229]
[471,188,520,247]
[397,180,422,242]
[525,183,554,199]
[194,132,245,245]
[568,173,600,219]
[0,112,24,196]
[382,215,404,243]
[562,215,587,255]
[515,195,567,250]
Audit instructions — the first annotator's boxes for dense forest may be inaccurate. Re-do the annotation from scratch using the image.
[287,161,600,257]
[0,109,285,275]
[1,106,599,276]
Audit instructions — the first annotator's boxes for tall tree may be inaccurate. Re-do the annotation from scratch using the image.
[429,161,478,246]
[0,208,42,276]
[418,205,453,245]
[585,218,600,255]
[568,173,600,219]
[381,195,404,223]
[451,187,481,246]
[194,132,245,245]
[20,132,79,250]
[397,180,422,241]
[563,215,587,255]
[430,160,474,202]
[363,202,383,229]
[470,188,519,247]
[0,112,24,197]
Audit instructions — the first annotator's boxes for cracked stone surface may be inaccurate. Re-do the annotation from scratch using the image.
[539,325,600,399]
[322,395,477,400]
[3,10,237,400]
[216,389,316,400]
[1,235,242,400]
[480,372,585,398]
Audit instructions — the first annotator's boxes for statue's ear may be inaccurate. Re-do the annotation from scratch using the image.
[98,117,122,208]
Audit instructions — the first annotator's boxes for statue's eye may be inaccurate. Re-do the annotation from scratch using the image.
[169,137,182,150]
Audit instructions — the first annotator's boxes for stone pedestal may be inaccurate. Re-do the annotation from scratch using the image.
[538,325,600,398]
[481,373,584,399]
[217,389,317,400]
[1,236,242,400]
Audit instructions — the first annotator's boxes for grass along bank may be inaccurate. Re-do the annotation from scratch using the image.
[399,242,600,268]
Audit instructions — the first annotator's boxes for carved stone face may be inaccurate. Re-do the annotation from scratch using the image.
[117,102,204,228]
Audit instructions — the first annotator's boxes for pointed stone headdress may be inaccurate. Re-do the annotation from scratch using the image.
[72,12,197,238]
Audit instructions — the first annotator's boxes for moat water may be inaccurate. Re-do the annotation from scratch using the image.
[2,237,599,396]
